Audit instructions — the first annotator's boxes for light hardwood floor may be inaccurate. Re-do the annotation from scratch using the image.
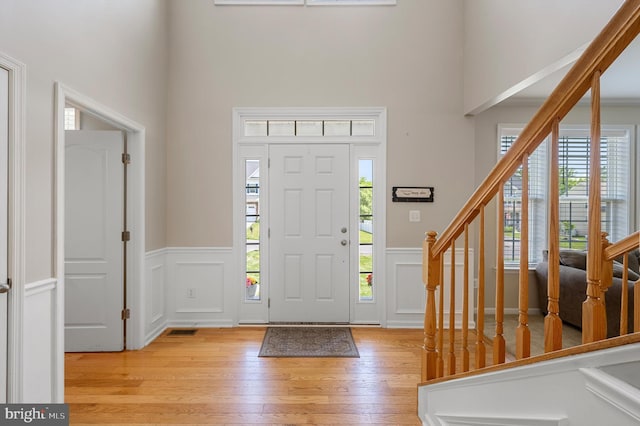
[65,327,426,425]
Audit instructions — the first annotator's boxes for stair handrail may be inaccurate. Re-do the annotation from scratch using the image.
[422,0,640,383]
[430,0,640,258]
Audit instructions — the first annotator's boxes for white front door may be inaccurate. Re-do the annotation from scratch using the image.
[65,130,124,352]
[269,144,350,322]
[0,67,8,402]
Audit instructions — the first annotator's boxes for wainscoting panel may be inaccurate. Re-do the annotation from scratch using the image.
[145,249,166,345]
[386,249,424,328]
[164,248,234,329]
[23,278,58,402]
[386,248,475,329]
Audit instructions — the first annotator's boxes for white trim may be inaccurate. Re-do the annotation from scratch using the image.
[24,278,57,297]
[431,414,569,426]
[213,0,395,5]
[581,367,640,422]
[420,343,640,425]
[145,321,167,347]
[385,247,475,330]
[233,107,387,325]
[165,247,233,256]
[54,83,146,359]
[0,52,26,403]
[214,0,303,4]
[307,0,395,5]
[166,319,234,328]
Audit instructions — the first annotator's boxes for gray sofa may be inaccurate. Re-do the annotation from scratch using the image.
[534,249,640,338]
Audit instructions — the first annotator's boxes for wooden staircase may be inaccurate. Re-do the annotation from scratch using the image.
[420,0,640,388]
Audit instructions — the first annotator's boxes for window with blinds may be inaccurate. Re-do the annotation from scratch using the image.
[499,125,632,266]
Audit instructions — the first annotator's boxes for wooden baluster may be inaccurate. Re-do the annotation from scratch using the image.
[600,233,613,332]
[494,186,506,365]
[516,153,531,359]
[545,119,563,352]
[462,224,470,372]
[583,70,607,343]
[635,279,640,333]
[620,253,629,335]
[448,241,456,375]
[476,206,486,369]
[422,231,440,381]
[437,256,445,377]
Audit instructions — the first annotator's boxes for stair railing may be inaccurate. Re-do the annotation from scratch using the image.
[422,0,640,382]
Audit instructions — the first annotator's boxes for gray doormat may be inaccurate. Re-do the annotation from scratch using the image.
[258,327,360,358]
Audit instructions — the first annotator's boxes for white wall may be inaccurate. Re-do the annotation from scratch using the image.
[165,0,475,249]
[0,0,169,282]
[463,0,624,115]
[0,0,169,402]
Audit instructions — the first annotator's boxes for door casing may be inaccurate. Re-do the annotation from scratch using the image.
[54,85,146,377]
[0,52,25,403]
[233,107,387,325]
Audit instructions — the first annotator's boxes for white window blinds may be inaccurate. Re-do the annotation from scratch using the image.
[499,126,631,265]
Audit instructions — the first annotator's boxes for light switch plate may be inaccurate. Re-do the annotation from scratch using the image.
[409,210,421,222]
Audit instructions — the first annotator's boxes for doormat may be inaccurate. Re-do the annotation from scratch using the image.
[167,329,197,336]
[258,327,359,358]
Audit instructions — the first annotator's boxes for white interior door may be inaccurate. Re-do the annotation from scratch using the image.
[0,67,8,402]
[269,144,350,322]
[65,130,124,352]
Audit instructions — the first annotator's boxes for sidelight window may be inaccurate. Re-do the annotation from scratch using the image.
[359,159,373,300]
[245,159,261,300]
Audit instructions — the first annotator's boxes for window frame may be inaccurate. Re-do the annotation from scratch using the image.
[307,0,396,5]
[214,0,303,5]
[497,124,635,268]
[234,107,387,324]
[214,0,395,5]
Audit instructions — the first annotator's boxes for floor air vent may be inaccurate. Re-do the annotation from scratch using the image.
[167,329,197,336]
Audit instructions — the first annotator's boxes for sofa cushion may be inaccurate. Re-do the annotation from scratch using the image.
[613,260,640,281]
[555,249,639,280]
[615,248,640,275]
[559,250,587,270]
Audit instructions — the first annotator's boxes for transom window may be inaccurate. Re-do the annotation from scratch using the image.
[244,119,375,137]
[215,0,395,5]
[499,125,633,266]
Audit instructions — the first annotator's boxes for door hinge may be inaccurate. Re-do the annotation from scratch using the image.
[121,308,130,320]
[268,298,270,308]
[122,153,131,165]
[268,158,271,168]
[268,228,270,238]
[0,278,10,294]
[122,230,131,242]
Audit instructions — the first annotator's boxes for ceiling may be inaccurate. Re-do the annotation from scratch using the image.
[508,35,640,104]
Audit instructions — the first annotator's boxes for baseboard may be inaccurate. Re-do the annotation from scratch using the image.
[166,319,235,328]
[386,320,423,329]
[144,321,167,346]
[484,308,542,316]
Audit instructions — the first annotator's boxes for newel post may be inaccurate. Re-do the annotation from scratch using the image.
[422,231,440,382]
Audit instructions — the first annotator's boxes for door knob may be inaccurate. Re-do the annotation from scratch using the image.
[0,282,9,294]
[341,240,348,246]
[341,227,347,234]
